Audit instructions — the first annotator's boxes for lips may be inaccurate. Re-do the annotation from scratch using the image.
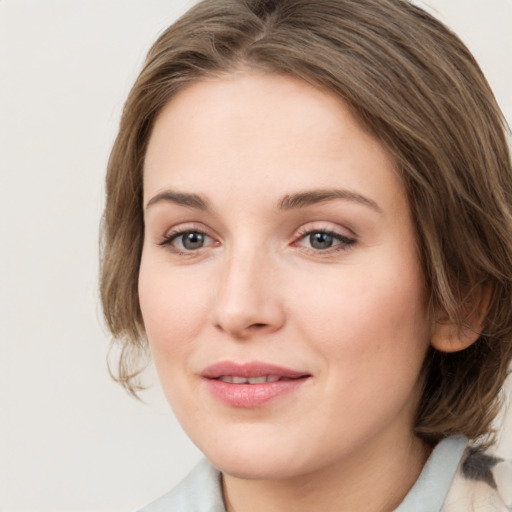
[201,361,308,379]
[201,361,311,408]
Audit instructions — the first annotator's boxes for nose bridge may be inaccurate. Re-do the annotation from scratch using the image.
[213,238,283,337]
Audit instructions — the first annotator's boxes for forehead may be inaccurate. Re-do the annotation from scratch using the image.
[143,72,404,214]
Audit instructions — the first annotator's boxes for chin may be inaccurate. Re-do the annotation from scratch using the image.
[210,452,305,481]
[196,432,320,481]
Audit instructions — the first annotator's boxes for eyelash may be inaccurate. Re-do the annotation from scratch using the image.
[157,227,356,255]
[293,227,356,254]
[157,228,215,255]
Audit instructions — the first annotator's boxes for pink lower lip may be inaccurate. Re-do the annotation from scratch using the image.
[204,377,309,408]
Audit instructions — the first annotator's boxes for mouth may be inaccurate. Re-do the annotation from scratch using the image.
[201,361,309,379]
[201,361,311,408]
[216,375,292,384]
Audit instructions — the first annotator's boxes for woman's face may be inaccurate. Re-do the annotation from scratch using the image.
[139,72,432,480]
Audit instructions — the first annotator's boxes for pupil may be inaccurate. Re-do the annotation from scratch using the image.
[183,232,204,250]
[310,232,333,250]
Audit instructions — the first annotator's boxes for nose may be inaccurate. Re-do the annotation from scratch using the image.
[213,247,285,339]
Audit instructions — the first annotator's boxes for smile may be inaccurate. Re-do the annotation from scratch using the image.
[201,361,311,408]
[217,375,283,384]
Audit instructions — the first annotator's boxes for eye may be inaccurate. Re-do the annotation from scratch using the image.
[308,231,336,250]
[159,229,215,252]
[297,229,356,252]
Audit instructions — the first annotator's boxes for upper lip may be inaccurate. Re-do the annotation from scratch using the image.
[200,361,310,379]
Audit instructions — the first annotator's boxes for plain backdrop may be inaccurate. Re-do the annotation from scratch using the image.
[0,1,511,511]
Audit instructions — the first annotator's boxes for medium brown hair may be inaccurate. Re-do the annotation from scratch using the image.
[101,0,512,443]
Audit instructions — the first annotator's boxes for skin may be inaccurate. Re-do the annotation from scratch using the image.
[139,72,439,512]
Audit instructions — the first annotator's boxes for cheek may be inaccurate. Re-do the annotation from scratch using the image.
[289,251,430,368]
[289,260,430,434]
[138,256,211,362]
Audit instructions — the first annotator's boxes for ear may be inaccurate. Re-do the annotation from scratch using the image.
[431,286,491,353]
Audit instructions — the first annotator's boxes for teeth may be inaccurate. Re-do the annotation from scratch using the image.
[218,376,247,384]
[247,376,267,384]
[218,375,281,384]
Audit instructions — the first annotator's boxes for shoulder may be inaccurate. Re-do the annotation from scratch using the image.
[137,459,226,512]
[443,443,512,512]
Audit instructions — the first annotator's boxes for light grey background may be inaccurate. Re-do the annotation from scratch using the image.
[0,1,511,511]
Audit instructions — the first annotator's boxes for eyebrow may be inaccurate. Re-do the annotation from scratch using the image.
[279,189,382,213]
[145,187,381,213]
[145,190,209,210]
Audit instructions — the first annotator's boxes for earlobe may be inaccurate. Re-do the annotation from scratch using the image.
[430,286,491,353]
[430,320,481,353]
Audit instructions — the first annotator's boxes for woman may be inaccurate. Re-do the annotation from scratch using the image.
[100,0,512,510]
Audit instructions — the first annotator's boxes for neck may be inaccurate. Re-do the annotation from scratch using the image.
[222,433,431,512]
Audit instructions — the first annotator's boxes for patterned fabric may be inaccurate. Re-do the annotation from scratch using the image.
[443,445,512,511]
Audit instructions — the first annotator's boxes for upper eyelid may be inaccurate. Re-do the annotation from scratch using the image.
[294,229,356,246]
[294,221,357,239]
[155,221,357,244]
[156,224,215,248]
[162,229,211,243]
[162,222,213,238]
[157,229,217,254]
[298,229,354,240]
